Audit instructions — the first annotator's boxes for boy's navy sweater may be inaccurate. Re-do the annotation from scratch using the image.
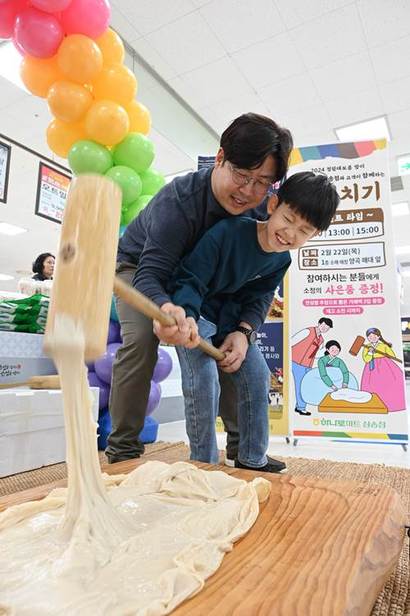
[168,217,291,342]
[118,167,273,331]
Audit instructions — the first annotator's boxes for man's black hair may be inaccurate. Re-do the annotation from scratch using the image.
[32,252,54,275]
[318,317,333,328]
[277,171,339,231]
[220,113,293,182]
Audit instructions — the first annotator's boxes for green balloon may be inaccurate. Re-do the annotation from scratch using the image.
[105,165,142,207]
[140,168,165,195]
[68,140,112,175]
[121,194,153,225]
[113,132,155,174]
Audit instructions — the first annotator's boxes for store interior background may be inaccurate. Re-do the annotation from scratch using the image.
[0,0,409,466]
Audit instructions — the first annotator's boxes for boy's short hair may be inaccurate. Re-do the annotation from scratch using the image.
[220,113,293,182]
[277,171,339,231]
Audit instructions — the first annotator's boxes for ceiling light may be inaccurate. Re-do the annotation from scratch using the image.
[395,245,410,256]
[335,116,391,142]
[0,42,28,93]
[0,273,14,281]
[392,202,410,217]
[0,222,27,236]
[397,154,410,176]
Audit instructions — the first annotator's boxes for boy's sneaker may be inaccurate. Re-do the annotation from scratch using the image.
[225,455,286,473]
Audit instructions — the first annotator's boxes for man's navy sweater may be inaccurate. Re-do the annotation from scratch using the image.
[168,217,291,341]
[118,167,273,331]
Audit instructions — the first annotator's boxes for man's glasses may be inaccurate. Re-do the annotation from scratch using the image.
[228,162,273,195]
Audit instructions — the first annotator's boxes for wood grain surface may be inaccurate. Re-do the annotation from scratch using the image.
[0,454,406,616]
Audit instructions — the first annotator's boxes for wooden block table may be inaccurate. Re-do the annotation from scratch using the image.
[0,451,406,616]
[319,391,388,414]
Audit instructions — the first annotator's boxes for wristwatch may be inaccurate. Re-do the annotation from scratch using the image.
[236,326,258,344]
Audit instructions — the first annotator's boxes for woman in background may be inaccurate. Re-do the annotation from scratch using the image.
[361,327,405,411]
[32,253,55,281]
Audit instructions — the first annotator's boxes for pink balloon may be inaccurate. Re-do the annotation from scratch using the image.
[14,7,63,58]
[0,0,27,38]
[61,0,110,38]
[31,0,72,12]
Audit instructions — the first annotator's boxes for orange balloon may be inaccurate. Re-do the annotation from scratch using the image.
[47,118,86,158]
[85,100,129,146]
[20,55,62,98]
[125,100,151,135]
[47,81,93,123]
[92,63,137,107]
[96,28,124,65]
[57,34,103,84]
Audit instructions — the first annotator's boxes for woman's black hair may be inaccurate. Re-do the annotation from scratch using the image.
[324,340,341,355]
[220,113,293,182]
[32,252,55,276]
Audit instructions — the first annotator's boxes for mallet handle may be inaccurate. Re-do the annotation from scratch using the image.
[113,277,225,361]
[362,344,403,363]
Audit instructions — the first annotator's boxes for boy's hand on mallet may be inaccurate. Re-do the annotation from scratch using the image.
[217,332,248,373]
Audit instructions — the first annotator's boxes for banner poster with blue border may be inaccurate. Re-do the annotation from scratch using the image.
[288,140,408,447]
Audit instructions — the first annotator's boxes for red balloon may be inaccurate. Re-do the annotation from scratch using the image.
[14,7,64,58]
[31,0,72,12]
[61,0,110,38]
[0,0,27,39]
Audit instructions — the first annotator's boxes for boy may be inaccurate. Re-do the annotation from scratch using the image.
[168,171,340,472]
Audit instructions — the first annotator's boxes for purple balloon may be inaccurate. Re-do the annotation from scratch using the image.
[107,319,121,344]
[146,381,161,416]
[94,342,121,385]
[88,371,110,410]
[152,348,173,383]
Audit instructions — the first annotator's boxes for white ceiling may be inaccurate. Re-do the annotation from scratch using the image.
[0,0,410,305]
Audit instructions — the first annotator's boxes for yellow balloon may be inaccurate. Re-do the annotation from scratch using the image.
[85,100,129,146]
[58,34,103,85]
[20,55,62,98]
[92,64,137,107]
[96,28,124,65]
[125,100,151,135]
[47,81,93,123]
[46,118,86,158]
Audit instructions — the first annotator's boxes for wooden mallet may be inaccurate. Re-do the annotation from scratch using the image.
[349,335,402,363]
[44,174,224,363]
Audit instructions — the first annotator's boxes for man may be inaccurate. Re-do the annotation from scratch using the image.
[106,113,293,467]
[291,317,333,416]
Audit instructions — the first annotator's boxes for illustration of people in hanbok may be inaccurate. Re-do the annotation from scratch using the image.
[291,317,333,416]
[361,327,406,412]
[301,340,358,406]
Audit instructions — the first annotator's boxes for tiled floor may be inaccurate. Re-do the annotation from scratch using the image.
[158,383,410,469]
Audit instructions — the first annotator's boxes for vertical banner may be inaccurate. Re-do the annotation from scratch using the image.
[35,162,71,224]
[289,141,408,446]
[0,141,11,204]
